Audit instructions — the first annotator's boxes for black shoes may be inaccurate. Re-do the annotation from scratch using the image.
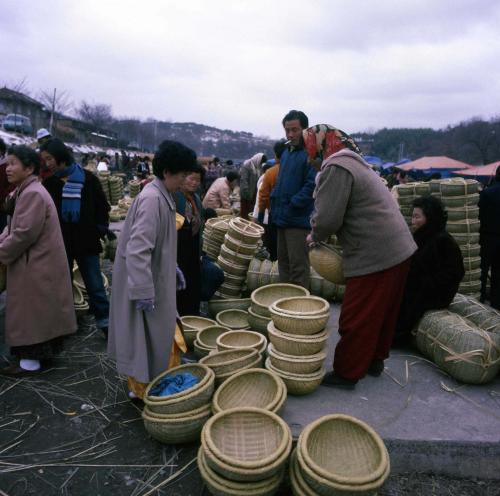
[367,359,385,377]
[321,372,358,390]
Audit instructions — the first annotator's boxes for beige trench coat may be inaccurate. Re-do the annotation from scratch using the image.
[107,178,177,383]
[0,176,77,346]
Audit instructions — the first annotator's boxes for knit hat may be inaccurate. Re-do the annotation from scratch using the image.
[36,128,51,140]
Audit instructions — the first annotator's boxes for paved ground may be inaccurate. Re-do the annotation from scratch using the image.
[1,288,500,495]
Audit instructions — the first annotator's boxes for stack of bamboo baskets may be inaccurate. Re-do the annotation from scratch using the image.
[214,218,264,299]
[202,216,232,261]
[265,295,329,395]
[128,179,141,198]
[108,175,125,205]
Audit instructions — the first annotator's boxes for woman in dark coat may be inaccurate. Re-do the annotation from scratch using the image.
[393,195,465,346]
[174,165,205,315]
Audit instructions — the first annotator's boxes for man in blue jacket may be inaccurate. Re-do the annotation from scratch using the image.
[270,110,316,288]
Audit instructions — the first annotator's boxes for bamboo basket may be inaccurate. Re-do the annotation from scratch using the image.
[197,447,285,496]
[271,296,329,315]
[215,354,264,387]
[459,243,480,258]
[462,257,482,271]
[439,179,479,197]
[215,208,233,216]
[396,194,415,206]
[441,193,479,208]
[224,234,259,256]
[289,449,317,496]
[144,364,215,414]
[217,282,244,298]
[257,260,273,288]
[198,325,232,349]
[216,330,267,353]
[247,307,271,335]
[458,280,482,294]
[200,349,261,375]
[447,206,479,221]
[212,368,287,414]
[251,284,310,318]
[201,407,292,481]
[217,256,248,276]
[446,220,480,234]
[298,414,390,486]
[220,243,254,264]
[208,298,251,318]
[451,232,480,245]
[142,403,211,444]
[228,218,264,244]
[265,358,325,396]
[270,310,330,336]
[449,293,500,336]
[267,344,326,375]
[181,316,217,346]
[309,243,345,285]
[267,321,329,356]
[216,309,250,330]
[194,339,214,359]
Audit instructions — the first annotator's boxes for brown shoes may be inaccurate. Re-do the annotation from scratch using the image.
[0,364,41,377]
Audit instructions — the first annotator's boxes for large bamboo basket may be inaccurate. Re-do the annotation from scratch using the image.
[197,447,285,496]
[215,354,264,387]
[201,407,292,481]
[449,293,500,335]
[452,232,480,246]
[267,344,326,375]
[289,449,317,496]
[143,364,215,414]
[251,284,310,318]
[212,368,287,414]
[270,309,330,336]
[208,298,251,318]
[257,260,273,287]
[181,316,217,346]
[217,256,248,276]
[200,349,261,376]
[309,243,345,285]
[298,414,390,487]
[271,296,330,315]
[446,220,480,234]
[217,282,244,298]
[462,257,481,271]
[247,307,271,335]
[458,280,482,294]
[228,218,264,244]
[216,309,250,330]
[439,179,479,197]
[142,403,211,444]
[447,206,479,221]
[459,243,480,258]
[267,321,329,356]
[216,330,267,353]
[441,193,479,208]
[224,234,259,256]
[194,339,214,359]
[198,325,232,349]
[220,243,254,264]
[265,358,325,396]
[396,194,415,206]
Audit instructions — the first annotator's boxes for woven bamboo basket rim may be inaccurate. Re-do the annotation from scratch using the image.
[268,343,327,364]
[144,363,214,403]
[217,255,248,272]
[265,357,326,380]
[309,243,345,285]
[224,233,259,252]
[200,348,259,371]
[270,308,330,323]
[269,310,330,336]
[194,339,213,358]
[270,296,330,316]
[181,315,217,330]
[73,284,85,306]
[296,439,390,493]
[197,447,284,494]
[229,217,264,236]
[216,309,250,330]
[215,354,263,383]
[299,413,390,486]
[217,339,267,355]
[247,306,272,321]
[212,368,286,414]
[267,321,329,343]
[216,330,266,350]
[208,298,251,316]
[202,407,292,470]
[197,325,232,349]
[251,284,310,317]
[289,449,316,496]
[220,243,254,261]
[143,402,211,420]
[142,401,211,424]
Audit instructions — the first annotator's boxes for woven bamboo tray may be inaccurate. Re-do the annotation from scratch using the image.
[224,234,259,256]
[200,349,260,375]
[208,298,251,318]
[197,446,285,496]
[214,353,264,387]
[144,364,215,414]
[194,339,213,359]
[216,309,250,330]
[309,243,345,285]
[267,321,329,356]
[228,218,264,244]
[142,403,211,444]
[267,344,326,375]
[265,358,325,395]
[299,414,390,486]
[198,325,232,349]
[212,368,287,414]
[251,284,310,318]
[201,407,292,481]
[216,330,266,352]
[247,307,271,335]
[446,220,480,234]
[217,255,248,276]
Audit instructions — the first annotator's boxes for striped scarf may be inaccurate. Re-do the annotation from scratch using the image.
[54,163,85,223]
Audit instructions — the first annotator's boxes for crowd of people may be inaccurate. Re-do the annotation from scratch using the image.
[0,109,498,397]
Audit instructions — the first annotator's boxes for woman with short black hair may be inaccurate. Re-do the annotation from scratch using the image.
[0,145,76,376]
[108,140,197,399]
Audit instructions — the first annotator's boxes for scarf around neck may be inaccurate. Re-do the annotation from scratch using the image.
[54,163,85,223]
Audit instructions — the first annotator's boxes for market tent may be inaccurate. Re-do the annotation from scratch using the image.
[453,161,500,179]
[397,156,471,178]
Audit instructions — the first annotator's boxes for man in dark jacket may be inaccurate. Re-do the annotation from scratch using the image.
[270,110,316,288]
[40,138,112,336]
[479,167,500,309]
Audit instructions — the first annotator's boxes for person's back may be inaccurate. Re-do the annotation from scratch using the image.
[479,179,500,237]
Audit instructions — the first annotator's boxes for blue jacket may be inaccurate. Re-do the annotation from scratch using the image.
[270,148,316,228]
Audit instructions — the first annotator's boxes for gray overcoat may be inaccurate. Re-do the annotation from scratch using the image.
[0,176,77,346]
[107,178,177,383]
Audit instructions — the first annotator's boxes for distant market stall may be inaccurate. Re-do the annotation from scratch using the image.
[397,156,471,178]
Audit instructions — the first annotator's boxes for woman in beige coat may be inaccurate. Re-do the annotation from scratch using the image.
[107,140,197,399]
[0,145,77,377]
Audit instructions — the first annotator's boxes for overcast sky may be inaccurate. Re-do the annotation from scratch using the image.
[1,0,499,139]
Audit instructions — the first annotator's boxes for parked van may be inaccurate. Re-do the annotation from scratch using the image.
[2,114,33,135]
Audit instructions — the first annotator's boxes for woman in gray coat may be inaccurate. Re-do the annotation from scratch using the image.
[107,140,197,399]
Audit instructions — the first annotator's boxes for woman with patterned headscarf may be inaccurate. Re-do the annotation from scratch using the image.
[306,124,416,389]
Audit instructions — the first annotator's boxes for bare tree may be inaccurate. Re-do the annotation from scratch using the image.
[2,76,31,95]
[39,88,73,116]
[76,100,114,129]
